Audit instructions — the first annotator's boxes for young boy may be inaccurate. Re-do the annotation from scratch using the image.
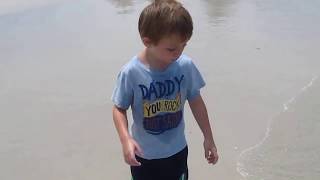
[111,0,218,179]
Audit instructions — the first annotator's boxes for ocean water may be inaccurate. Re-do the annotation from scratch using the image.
[234,0,320,179]
[1,0,320,179]
[237,76,320,180]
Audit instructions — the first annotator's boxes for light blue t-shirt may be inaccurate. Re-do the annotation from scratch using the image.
[111,54,205,159]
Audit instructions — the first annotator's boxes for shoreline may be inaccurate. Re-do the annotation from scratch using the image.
[236,75,319,179]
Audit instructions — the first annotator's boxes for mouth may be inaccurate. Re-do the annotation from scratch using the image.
[172,57,179,61]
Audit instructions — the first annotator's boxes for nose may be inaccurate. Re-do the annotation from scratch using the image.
[174,49,183,58]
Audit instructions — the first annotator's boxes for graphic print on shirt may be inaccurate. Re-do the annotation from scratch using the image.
[139,75,184,135]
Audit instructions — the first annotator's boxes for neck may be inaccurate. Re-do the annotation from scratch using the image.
[138,48,168,71]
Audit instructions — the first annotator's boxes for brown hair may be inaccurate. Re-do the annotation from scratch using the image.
[138,0,193,44]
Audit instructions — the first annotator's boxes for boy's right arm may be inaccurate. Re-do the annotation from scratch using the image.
[112,105,143,166]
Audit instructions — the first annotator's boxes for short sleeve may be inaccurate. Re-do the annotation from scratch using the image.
[186,60,206,101]
[111,71,133,109]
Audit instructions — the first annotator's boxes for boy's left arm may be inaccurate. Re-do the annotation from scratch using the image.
[188,94,219,165]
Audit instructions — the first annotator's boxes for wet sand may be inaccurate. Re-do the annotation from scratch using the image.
[1,0,319,179]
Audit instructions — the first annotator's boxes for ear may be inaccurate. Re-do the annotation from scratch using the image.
[141,37,153,48]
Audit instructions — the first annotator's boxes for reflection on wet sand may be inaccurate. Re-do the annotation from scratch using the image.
[106,0,135,14]
[201,0,236,25]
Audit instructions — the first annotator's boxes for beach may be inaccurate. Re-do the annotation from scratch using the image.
[1,0,319,179]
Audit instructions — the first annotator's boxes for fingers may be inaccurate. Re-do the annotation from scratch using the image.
[129,153,142,166]
[212,151,219,164]
[133,140,143,157]
[125,150,141,166]
[206,151,214,163]
[123,138,143,166]
[206,148,219,165]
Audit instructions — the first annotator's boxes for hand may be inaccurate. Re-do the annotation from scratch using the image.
[203,139,219,165]
[122,137,143,166]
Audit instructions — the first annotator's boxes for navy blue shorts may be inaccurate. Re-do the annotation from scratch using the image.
[130,146,188,180]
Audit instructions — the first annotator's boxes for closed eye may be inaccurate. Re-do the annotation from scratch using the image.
[167,48,176,52]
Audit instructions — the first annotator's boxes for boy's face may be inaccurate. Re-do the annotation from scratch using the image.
[145,35,188,66]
